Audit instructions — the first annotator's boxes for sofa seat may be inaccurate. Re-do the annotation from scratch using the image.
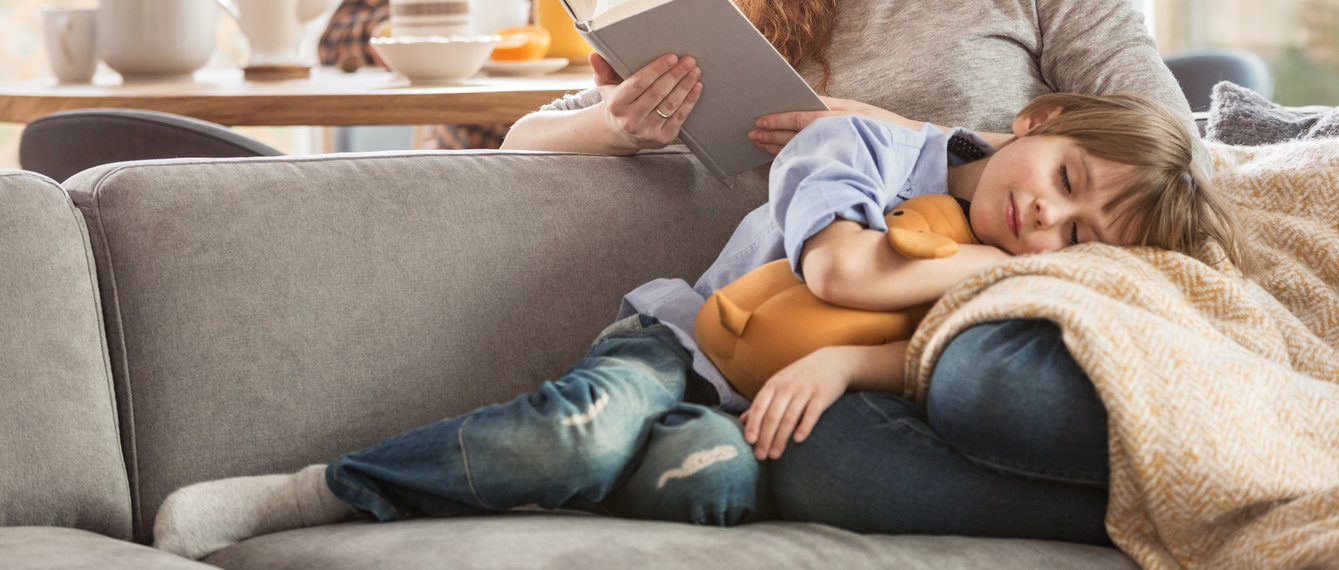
[203,513,1136,570]
[0,527,214,569]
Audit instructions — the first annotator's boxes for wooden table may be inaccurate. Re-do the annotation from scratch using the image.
[0,67,596,126]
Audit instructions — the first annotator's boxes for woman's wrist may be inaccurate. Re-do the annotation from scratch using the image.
[500,105,640,155]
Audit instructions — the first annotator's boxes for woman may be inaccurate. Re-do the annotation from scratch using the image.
[502,0,1193,544]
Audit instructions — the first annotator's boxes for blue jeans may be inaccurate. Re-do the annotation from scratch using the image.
[771,319,1112,545]
[327,317,1108,541]
[326,316,773,525]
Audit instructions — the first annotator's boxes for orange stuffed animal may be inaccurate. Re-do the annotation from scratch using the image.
[694,194,977,400]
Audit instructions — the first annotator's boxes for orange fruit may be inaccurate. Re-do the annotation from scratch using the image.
[490,25,552,61]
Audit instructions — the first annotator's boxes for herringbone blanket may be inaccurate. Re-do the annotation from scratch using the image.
[905,138,1339,569]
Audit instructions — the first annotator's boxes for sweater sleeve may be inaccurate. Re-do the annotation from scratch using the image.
[538,86,602,112]
[1036,0,1191,124]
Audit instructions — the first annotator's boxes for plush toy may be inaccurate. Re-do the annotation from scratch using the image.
[694,194,977,400]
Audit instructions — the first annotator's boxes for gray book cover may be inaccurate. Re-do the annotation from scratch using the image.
[573,0,828,178]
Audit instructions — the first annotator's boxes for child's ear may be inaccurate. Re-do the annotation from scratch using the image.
[1011,106,1065,136]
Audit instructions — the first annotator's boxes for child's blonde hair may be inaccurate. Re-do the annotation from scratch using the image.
[1017,93,1258,274]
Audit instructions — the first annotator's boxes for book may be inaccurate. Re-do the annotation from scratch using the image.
[557,0,828,178]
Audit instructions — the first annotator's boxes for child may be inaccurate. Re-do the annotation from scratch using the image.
[151,93,1249,560]
[736,92,1255,459]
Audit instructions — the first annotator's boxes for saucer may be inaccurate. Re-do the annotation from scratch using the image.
[481,58,571,77]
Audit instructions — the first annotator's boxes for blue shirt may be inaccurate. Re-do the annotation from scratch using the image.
[619,117,995,411]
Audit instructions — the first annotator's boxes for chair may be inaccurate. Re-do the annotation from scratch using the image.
[19,108,283,181]
[1163,49,1274,112]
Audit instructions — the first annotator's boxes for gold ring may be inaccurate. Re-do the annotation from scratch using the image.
[655,107,672,119]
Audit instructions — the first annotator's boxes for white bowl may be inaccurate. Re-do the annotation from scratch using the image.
[369,35,501,84]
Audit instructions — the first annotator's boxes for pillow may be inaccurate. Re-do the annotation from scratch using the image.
[1206,81,1339,145]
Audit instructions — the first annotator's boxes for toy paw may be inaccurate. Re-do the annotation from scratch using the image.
[884,194,976,258]
[888,227,958,258]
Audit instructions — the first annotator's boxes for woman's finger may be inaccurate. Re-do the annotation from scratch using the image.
[604,53,680,109]
[756,110,839,133]
[631,56,698,120]
[653,68,702,131]
[590,52,623,86]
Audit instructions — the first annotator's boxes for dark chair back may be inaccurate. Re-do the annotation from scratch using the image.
[20,108,283,181]
[1164,49,1274,112]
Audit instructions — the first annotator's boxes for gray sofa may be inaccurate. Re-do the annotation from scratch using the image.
[0,149,1137,569]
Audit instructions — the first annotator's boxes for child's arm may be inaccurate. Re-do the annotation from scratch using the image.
[801,220,1011,312]
[740,341,908,460]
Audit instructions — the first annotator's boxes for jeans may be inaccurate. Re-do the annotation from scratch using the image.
[326,316,773,525]
[327,317,1109,542]
[771,319,1112,545]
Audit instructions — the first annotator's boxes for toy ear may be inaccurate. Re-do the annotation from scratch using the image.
[888,227,959,259]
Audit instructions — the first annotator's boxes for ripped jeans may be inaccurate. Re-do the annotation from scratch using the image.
[326,316,773,525]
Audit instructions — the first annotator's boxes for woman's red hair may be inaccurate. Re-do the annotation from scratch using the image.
[735,0,839,93]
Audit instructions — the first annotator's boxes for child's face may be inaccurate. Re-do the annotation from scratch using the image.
[967,134,1135,256]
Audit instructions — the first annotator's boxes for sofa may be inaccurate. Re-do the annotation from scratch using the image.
[0,148,1138,569]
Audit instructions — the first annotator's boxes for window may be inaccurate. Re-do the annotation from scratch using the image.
[1149,0,1339,105]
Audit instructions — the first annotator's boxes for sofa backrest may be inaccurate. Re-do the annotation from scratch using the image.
[63,149,768,543]
[0,171,132,540]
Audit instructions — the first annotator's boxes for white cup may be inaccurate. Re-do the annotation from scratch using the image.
[43,6,99,84]
[470,0,529,34]
[389,0,474,38]
[97,0,218,82]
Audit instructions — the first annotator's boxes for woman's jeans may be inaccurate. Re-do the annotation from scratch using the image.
[327,316,772,525]
[772,319,1112,545]
[327,317,1110,544]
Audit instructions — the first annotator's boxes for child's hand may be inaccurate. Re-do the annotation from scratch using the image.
[740,347,852,460]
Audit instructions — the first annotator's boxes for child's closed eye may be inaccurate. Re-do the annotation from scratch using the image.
[1060,165,1079,245]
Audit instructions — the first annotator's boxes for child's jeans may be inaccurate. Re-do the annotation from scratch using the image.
[326,316,773,525]
[327,316,1110,543]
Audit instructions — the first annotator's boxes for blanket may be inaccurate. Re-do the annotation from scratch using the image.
[904,137,1339,569]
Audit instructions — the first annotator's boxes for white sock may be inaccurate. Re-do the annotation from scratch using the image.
[153,464,360,559]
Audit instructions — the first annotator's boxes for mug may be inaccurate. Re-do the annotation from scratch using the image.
[471,0,529,34]
[97,0,217,82]
[389,0,473,38]
[42,6,99,84]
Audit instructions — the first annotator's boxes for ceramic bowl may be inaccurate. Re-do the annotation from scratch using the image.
[369,35,502,84]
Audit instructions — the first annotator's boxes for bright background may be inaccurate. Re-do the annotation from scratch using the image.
[3,0,1338,170]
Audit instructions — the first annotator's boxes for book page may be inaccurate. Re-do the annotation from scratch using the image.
[561,0,598,22]
[591,0,674,28]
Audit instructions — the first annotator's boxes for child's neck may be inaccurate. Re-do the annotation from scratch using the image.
[946,156,988,202]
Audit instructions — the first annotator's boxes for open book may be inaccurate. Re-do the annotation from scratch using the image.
[558,0,828,178]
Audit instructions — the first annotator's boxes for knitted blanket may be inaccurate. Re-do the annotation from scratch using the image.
[905,138,1339,569]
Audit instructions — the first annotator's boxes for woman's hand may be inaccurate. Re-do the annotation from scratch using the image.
[592,52,703,153]
[748,96,927,154]
[739,347,852,460]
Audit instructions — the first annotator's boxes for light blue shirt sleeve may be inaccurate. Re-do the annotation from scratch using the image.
[768,117,937,279]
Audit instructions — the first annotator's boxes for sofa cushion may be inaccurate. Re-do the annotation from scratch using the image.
[62,149,768,543]
[203,514,1136,569]
[1205,81,1339,145]
[0,171,131,540]
[0,527,213,569]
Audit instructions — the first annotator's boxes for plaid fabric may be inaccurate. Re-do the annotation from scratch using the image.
[319,0,509,149]
[318,0,389,68]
